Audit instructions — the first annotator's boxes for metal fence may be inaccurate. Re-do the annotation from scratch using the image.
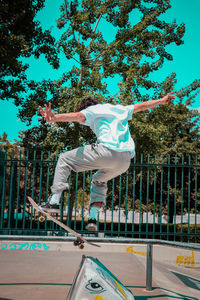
[0,149,199,242]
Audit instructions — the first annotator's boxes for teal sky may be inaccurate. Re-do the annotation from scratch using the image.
[1,0,200,142]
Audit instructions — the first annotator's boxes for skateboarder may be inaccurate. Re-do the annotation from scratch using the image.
[39,92,174,231]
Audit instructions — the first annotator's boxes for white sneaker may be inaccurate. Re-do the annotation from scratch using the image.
[86,218,97,231]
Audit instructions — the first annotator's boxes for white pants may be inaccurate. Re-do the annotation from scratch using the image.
[51,144,131,205]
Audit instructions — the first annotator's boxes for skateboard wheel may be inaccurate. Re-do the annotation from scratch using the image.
[39,215,45,222]
[78,244,84,250]
[73,241,79,246]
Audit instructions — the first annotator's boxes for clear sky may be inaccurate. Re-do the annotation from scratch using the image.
[1,0,200,142]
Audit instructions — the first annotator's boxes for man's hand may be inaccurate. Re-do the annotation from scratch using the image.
[39,103,86,123]
[133,92,175,113]
[161,92,175,105]
[39,102,55,122]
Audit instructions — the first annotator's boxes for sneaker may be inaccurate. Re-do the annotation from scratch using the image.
[39,192,61,212]
[86,218,97,231]
[39,201,60,212]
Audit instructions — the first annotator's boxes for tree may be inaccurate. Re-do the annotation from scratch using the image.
[0,132,22,156]
[2,0,200,220]
[18,0,200,154]
[130,87,200,157]
[0,132,26,227]
[0,0,59,105]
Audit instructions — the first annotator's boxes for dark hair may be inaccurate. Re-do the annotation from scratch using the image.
[75,96,99,112]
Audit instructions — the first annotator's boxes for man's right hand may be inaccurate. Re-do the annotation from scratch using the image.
[39,102,55,122]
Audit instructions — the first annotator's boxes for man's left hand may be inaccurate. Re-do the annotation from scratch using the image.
[161,92,175,104]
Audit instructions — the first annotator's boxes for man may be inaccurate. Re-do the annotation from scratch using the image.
[39,92,174,231]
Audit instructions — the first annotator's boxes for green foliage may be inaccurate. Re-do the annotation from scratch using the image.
[131,100,200,157]
[0,132,24,158]
[0,0,59,105]
[56,0,186,98]
[1,1,200,219]
[1,0,200,157]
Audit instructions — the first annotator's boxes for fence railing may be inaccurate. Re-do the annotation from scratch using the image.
[0,149,199,242]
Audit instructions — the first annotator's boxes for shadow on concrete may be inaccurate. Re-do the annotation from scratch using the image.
[0,282,71,286]
[132,286,198,300]
[135,296,197,300]
[0,283,198,300]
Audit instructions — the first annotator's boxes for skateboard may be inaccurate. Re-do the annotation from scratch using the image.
[27,196,100,249]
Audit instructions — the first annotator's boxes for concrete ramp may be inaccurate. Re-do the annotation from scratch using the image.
[67,255,134,300]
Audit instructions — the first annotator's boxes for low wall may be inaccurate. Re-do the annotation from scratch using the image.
[0,237,199,269]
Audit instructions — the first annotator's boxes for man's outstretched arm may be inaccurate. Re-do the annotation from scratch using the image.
[39,103,86,123]
[133,92,175,113]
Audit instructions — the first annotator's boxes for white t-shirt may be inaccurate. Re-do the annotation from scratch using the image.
[80,103,135,158]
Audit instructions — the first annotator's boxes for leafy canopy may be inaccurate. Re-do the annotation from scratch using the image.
[1,0,200,156]
[0,0,59,105]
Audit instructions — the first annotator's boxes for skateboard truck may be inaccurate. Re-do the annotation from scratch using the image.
[73,238,85,249]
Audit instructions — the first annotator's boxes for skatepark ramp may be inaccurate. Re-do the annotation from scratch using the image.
[1,235,200,293]
[0,235,200,299]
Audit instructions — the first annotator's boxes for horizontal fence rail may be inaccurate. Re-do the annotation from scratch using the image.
[0,149,199,242]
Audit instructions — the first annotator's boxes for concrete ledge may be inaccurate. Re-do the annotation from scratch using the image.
[0,235,200,249]
[0,235,200,269]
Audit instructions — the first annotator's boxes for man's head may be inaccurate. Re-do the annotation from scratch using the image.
[76,96,99,112]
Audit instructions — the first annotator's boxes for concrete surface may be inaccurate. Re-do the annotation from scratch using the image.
[0,240,199,300]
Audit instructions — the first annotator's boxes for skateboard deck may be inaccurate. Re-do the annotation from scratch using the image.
[27,196,100,249]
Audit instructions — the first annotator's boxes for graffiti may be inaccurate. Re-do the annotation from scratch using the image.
[176,251,195,267]
[96,267,108,281]
[1,244,7,250]
[0,242,50,251]
[96,266,128,299]
[85,279,105,294]
[67,256,134,299]
[114,280,127,299]
[126,246,147,257]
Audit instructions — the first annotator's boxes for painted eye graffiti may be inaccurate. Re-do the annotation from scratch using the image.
[85,279,105,294]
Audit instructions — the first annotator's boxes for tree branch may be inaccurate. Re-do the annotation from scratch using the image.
[58,44,81,64]
[78,13,103,86]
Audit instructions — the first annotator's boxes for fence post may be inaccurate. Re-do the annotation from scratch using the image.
[0,150,6,227]
[0,150,6,199]
[146,243,153,291]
